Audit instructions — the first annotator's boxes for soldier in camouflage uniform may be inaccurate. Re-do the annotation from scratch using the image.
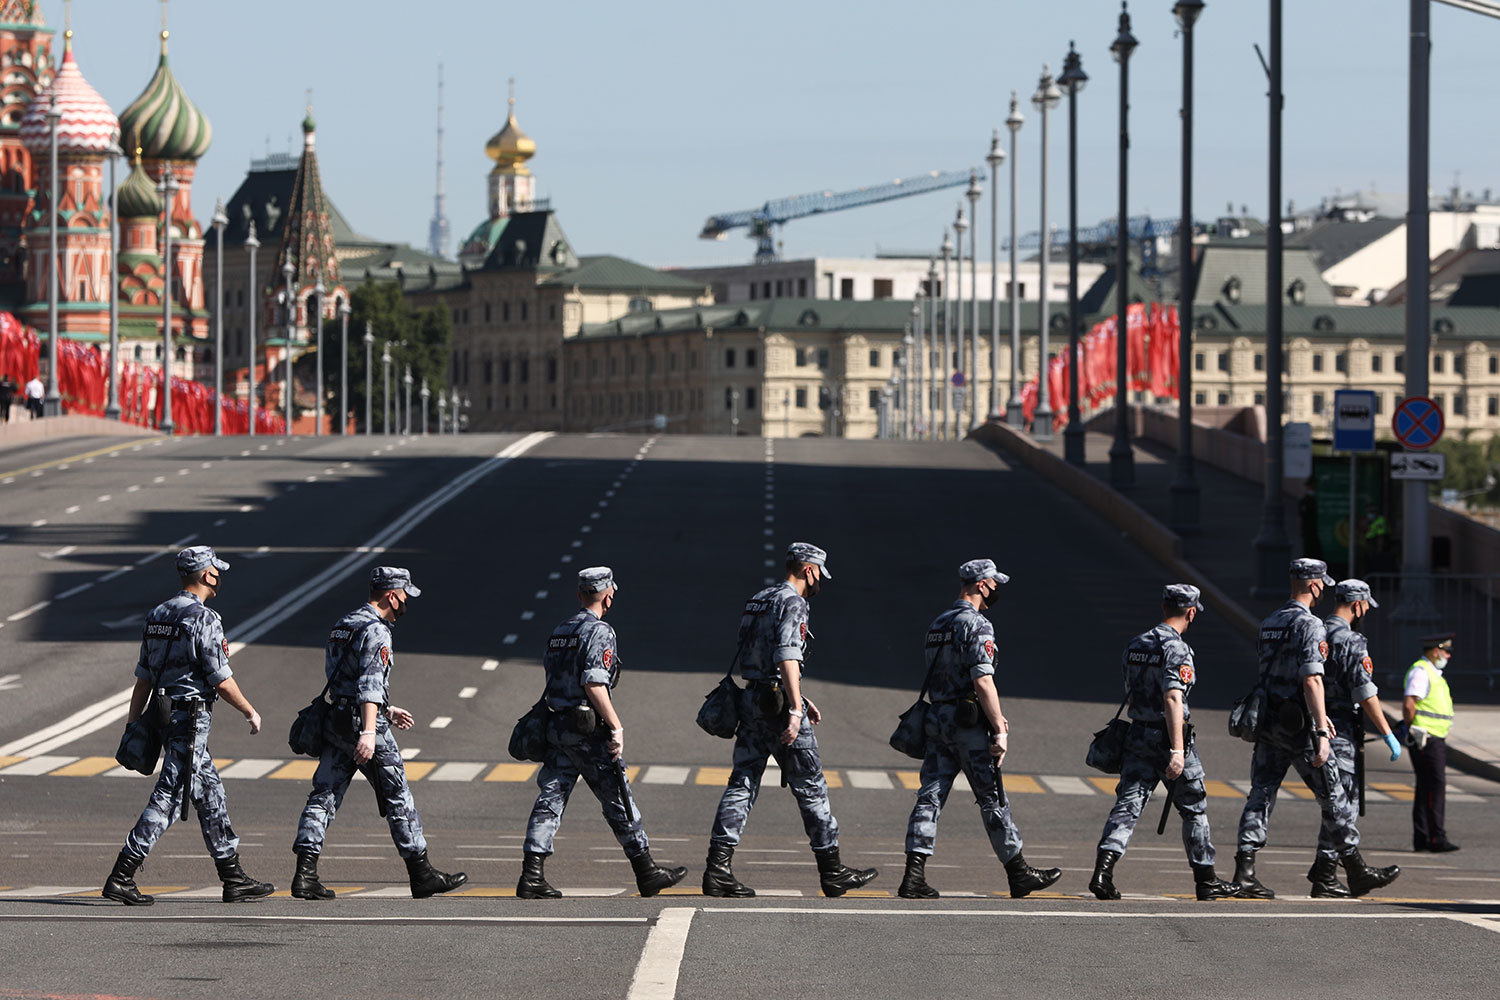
[518,567,687,899]
[1088,584,1237,901]
[897,559,1061,900]
[1232,559,1400,899]
[1310,579,1404,896]
[290,567,467,900]
[102,546,274,906]
[702,542,878,898]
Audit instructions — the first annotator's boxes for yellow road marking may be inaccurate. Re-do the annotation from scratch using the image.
[1280,784,1316,800]
[0,438,154,480]
[823,770,842,788]
[67,886,187,896]
[695,767,733,786]
[1370,782,1415,801]
[449,886,514,897]
[483,763,538,782]
[1204,780,1242,798]
[48,756,118,777]
[404,761,436,781]
[653,887,702,896]
[839,889,890,898]
[213,758,233,770]
[1086,776,1117,794]
[268,887,365,898]
[268,760,318,780]
[0,755,29,771]
[895,771,921,790]
[1005,774,1045,794]
[625,765,640,782]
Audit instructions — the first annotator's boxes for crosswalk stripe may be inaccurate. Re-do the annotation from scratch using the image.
[267,887,365,898]
[642,766,690,784]
[268,760,319,780]
[895,771,921,790]
[1086,776,1117,795]
[1370,782,1415,801]
[1004,774,1045,794]
[694,767,732,786]
[1203,780,1242,798]
[220,758,283,779]
[0,755,79,775]
[450,886,515,897]
[162,887,228,898]
[351,887,413,897]
[429,762,487,782]
[1364,788,1393,803]
[846,769,894,789]
[0,886,93,897]
[405,762,437,781]
[1039,775,1094,795]
[0,755,25,770]
[48,756,118,777]
[484,763,538,782]
[824,771,843,788]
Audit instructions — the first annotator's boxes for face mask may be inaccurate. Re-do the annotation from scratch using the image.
[806,569,821,597]
[979,582,997,610]
[391,594,407,620]
[202,569,220,596]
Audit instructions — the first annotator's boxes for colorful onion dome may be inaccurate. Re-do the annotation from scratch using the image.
[18,32,119,155]
[117,147,162,218]
[117,31,211,161]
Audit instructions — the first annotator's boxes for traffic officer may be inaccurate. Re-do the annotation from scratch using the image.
[1311,579,1404,896]
[702,542,878,898]
[1232,558,1400,899]
[1403,633,1458,852]
[518,567,687,899]
[102,546,273,906]
[898,559,1061,900]
[1088,585,1237,901]
[290,567,466,900]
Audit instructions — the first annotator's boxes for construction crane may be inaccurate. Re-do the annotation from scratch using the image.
[700,169,975,263]
[1004,215,1192,279]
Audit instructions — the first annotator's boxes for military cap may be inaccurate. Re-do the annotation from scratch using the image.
[786,542,832,579]
[1289,557,1335,586]
[1334,579,1379,608]
[1162,583,1204,611]
[959,558,1010,585]
[1421,632,1455,651]
[371,566,422,597]
[578,566,619,593]
[176,545,229,574]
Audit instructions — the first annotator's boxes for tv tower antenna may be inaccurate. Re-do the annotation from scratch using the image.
[428,63,452,259]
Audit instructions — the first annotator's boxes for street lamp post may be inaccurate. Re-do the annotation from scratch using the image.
[1032,66,1063,441]
[450,388,459,434]
[902,329,914,439]
[338,300,350,434]
[381,343,393,435]
[158,165,180,435]
[43,94,60,417]
[986,131,1005,422]
[877,387,889,439]
[403,364,413,435]
[911,298,923,439]
[965,172,981,432]
[926,258,938,436]
[313,281,325,436]
[281,260,294,436]
[105,137,122,420]
[1170,0,1205,530]
[245,222,258,436]
[1107,3,1138,488]
[362,321,373,435]
[1005,93,1025,426]
[940,232,953,440]
[783,389,790,438]
[436,392,446,436]
[211,199,227,435]
[730,388,739,436]
[1060,42,1089,464]
[953,207,967,436]
[420,377,430,435]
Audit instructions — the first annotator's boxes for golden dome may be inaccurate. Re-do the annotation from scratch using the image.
[485,82,535,174]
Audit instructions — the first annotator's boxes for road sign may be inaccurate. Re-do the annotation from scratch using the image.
[1392,395,1444,450]
[1333,390,1376,452]
[951,372,966,387]
[1390,451,1446,481]
[1284,421,1313,479]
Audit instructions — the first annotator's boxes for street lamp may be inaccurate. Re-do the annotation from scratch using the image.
[105,135,122,421]
[730,387,740,436]
[953,206,967,436]
[1170,0,1205,529]
[1060,42,1089,464]
[436,392,446,436]
[403,364,413,435]
[381,342,393,435]
[986,131,1005,423]
[312,281,325,436]
[450,387,459,434]
[281,259,294,436]
[926,257,939,437]
[877,386,890,439]
[420,377,430,435]
[902,329,914,439]
[245,221,258,436]
[1005,93,1025,426]
[909,300,923,438]
[211,198,227,435]
[338,299,350,434]
[783,388,791,439]
[965,171,981,432]
[158,165,180,435]
[940,230,954,440]
[362,321,373,435]
[43,94,59,417]
[1108,2,1138,488]
[1032,65,1062,442]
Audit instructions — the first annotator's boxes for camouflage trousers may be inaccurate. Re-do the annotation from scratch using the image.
[125,708,238,861]
[1316,735,1360,860]
[1096,724,1215,867]
[1237,733,1359,856]
[904,705,1022,864]
[524,720,648,857]
[710,695,839,852]
[293,712,426,860]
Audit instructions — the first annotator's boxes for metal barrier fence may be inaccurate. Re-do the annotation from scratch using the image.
[1364,573,1497,690]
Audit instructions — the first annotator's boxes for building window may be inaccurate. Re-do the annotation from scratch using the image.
[1456,355,1467,376]
[1395,352,1404,373]
[892,349,903,367]
[869,349,880,368]
[1434,354,1445,373]
[1254,353,1264,372]
[628,297,652,313]
[817,348,830,370]
[746,348,757,367]
[873,279,894,300]
[1218,352,1229,372]
[1454,394,1466,416]
[1194,391,1206,405]
[795,347,808,367]
[462,350,470,384]
[869,388,881,409]
[668,353,678,372]
[519,359,530,383]
[502,302,510,322]
[549,304,557,321]
[484,302,492,323]
[547,358,557,383]
[1374,394,1384,415]
[1489,396,1499,417]
[690,351,698,369]
[1312,353,1324,372]
[1335,352,1347,373]
[483,358,494,384]
[1254,391,1265,405]
[774,280,783,297]
[1217,392,1229,406]
[1312,392,1325,414]
[1372,354,1383,373]
[725,388,734,410]
[725,348,736,368]
[1194,352,1205,372]
[840,277,854,300]
[745,387,757,409]
[1490,356,1499,375]
[798,278,807,296]
[795,387,808,408]
[501,359,511,383]
[520,302,529,321]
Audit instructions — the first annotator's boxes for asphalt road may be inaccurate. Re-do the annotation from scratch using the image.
[1,430,1496,999]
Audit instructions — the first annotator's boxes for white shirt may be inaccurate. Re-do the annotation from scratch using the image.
[1404,656,1445,699]
[24,378,42,400]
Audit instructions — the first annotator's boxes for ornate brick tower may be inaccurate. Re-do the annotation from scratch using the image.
[0,1,53,304]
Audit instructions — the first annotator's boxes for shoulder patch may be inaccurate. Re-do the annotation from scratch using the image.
[983,638,996,660]
[222,638,230,657]
[799,621,808,642]
[1180,663,1195,684]
[379,646,391,665]
[1318,640,1329,659]
[1362,655,1374,675]
[602,647,613,668]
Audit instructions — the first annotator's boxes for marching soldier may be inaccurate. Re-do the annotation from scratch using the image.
[290,567,467,900]
[898,559,1061,900]
[1089,585,1237,901]
[702,542,878,898]
[1232,559,1400,899]
[518,567,687,899]
[102,546,273,906]
[1404,633,1459,852]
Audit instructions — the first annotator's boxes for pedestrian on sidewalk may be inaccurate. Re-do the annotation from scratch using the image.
[102,546,274,906]
[1402,633,1459,852]
[23,374,42,418]
[1311,580,1404,896]
[0,373,14,422]
[897,559,1062,901]
[516,566,687,900]
[1088,584,1237,902]
[1231,558,1400,899]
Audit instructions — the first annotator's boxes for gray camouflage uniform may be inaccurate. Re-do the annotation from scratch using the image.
[1096,622,1215,866]
[1236,600,1361,856]
[124,591,239,860]
[710,580,839,851]
[1316,615,1378,860]
[523,608,649,857]
[904,600,1023,864]
[293,604,427,859]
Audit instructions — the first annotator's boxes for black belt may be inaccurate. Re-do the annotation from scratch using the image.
[169,698,211,713]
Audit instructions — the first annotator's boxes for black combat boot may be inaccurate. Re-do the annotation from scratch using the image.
[813,846,878,897]
[1339,849,1400,898]
[1192,864,1239,901]
[1232,851,1275,899]
[1088,849,1122,900]
[516,851,561,899]
[290,850,334,900]
[1005,853,1063,898]
[215,853,274,903]
[629,849,688,898]
[701,842,754,898]
[897,851,940,899]
[1306,856,1352,898]
[101,850,153,906]
[405,850,467,899]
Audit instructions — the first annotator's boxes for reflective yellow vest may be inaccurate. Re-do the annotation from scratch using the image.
[1408,658,1454,739]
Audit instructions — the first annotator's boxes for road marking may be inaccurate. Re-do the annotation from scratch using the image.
[1005,774,1046,794]
[548,572,560,580]
[213,519,226,527]
[153,476,165,483]
[97,567,132,583]
[481,659,499,671]
[405,761,436,780]
[0,755,79,775]
[64,505,80,514]
[48,756,118,777]
[485,763,538,782]
[642,766,690,784]
[7,599,51,622]
[1039,775,1095,795]
[846,769,894,789]
[127,484,140,492]
[220,759,283,779]
[268,761,318,780]
[30,518,46,527]
[40,545,76,560]
[56,582,93,600]
[503,635,518,645]
[535,590,548,600]
[97,495,111,502]
[431,717,452,729]
[694,767,732,786]
[520,611,535,621]
[429,762,486,782]
[0,438,154,480]
[0,886,95,898]
[627,906,694,1000]
[459,687,478,699]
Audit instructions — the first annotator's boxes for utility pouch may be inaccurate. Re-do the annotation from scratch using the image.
[570,704,599,735]
[955,697,982,729]
[150,686,172,730]
[1268,693,1309,737]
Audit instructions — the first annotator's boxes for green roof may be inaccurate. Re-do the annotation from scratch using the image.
[1191,244,1336,307]
[541,255,708,294]
[1193,303,1500,340]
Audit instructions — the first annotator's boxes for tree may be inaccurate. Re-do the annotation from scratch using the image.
[316,281,451,433]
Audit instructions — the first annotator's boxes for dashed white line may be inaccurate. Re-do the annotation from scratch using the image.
[430,717,452,729]
[213,519,227,527]
[571,540,583,548]
[580,526,592,533]
[502,635,518,645]
[520,611,535,621]
[29,471,41,478]
[97,495,111,503]
[30,518,46,527]
[458,687,478,699]
[57,582,94,601]
[153,476,165,484]
[548,572,560,581]
[177,468,189,476]
[590,512,601,519]
[7,599,51,622]
[40,545,76,560]
[126,485,140,493]
[560,555,573,563]
[64,506,79,514]
[239,505,252,513]
[98,567,131,583]
[535,591,549,600]
[481,659,500,671]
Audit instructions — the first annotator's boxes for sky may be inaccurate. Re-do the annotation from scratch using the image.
[43,0,1500,269]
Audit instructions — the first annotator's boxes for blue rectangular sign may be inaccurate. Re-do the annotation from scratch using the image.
[1333,389,1377,452]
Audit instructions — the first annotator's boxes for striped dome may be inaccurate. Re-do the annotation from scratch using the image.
[18,35,119,155]
[117,150,163,219]
[117,32,211,161]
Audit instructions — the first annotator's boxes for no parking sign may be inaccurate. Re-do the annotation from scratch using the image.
[1392,396,1444,450]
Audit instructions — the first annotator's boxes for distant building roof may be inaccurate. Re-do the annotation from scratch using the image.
[541,255,708,294]
[579,297,1060,340]
[1192,302,1500,340]
[1286,217,1403,271]
[482,210,577,271]
[1191,244,1336,308]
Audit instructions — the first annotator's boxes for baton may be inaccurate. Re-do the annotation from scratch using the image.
[613,757,632,818]
[993,758,1007,806]
[1156,778,1179,835]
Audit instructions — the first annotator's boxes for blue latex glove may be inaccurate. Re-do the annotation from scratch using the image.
[1383,732,1403,761]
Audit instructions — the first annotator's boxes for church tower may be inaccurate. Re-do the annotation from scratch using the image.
[460,79,538,266]
[0,1,53,302]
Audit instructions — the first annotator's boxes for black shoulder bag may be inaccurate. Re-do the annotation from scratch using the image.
[290,623,370,758]
[115,669,169,775]
[696,644,746,740]
[1228,663,1271,744]
[1085,695,1132,774]
[888,657,939,761]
